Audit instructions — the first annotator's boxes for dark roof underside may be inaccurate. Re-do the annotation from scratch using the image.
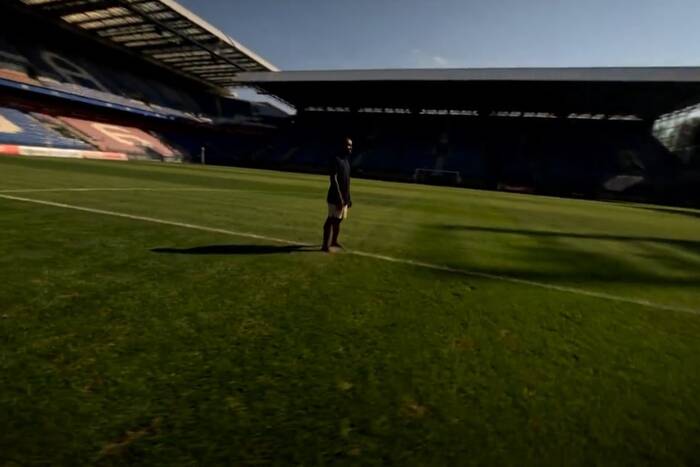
[236,68,700,119]
[14,0,277,89]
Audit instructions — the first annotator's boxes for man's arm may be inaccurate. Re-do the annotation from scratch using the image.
[333,174,345,207]
[343,162,352,208]
[330,158,345,207]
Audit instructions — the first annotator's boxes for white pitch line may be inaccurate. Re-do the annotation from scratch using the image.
[0,187,243,193]
[348,251,699,315]
[0,194,302,246]
[1,193,698,316]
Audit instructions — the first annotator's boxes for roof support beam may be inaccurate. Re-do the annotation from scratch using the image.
[111,0,245,72]
[70,11,139,28]
[43,1,122,18]
[96,23,158,37]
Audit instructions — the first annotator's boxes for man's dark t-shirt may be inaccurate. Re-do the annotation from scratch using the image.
[327,155,351,206]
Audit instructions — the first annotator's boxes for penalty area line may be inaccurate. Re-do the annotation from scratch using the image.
[0,193,697,316]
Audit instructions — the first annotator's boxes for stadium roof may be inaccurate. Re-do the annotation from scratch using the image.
[235,67,700,119]
[15,0,277,88]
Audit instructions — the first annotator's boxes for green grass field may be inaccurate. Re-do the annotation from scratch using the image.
[1,156,699,466]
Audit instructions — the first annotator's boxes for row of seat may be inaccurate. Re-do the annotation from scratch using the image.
[0,107,89,150]
[0,26,210,116]
[0,106,182,160]
[34,77,198,121]
[0,30,286,126]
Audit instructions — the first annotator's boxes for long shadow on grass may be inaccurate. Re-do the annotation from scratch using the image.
[439,225,700,248]
[152,244,314,255]
[633,206,700,222]
[432,224,700,286]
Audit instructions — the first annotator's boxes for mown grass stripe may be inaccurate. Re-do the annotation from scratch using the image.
[1,192,698,316]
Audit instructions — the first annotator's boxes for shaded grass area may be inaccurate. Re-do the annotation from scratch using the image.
[434,224,700,287]
[1,157,700,465]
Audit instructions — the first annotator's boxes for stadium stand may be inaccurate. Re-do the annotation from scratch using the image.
[653,106,700,204]
[240,111,681,201]
[233,68,700,204]
[0,34,206,120]
[0,107,90,150]
[58,116,179,161]
[0,5,217,119]
[0,37,39,85]
[655,105,700,167]
[0,2,286,120]
[1,1,699,206]
[0,1,284,164]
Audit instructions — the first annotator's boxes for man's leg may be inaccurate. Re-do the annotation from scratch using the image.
[331,219,342,247]
[322,217,333,251]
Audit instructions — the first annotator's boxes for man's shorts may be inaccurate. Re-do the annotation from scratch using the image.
[327,203,348,220]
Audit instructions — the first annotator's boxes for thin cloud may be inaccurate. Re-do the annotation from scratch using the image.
[432,55,450,66]
[411,49,453,68]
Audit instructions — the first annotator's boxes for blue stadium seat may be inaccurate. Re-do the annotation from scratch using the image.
[0,107,91,149]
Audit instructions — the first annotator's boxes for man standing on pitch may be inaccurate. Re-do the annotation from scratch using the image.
[322,137,353,252]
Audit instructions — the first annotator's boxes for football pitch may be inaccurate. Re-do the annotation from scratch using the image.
[1,156,699,466]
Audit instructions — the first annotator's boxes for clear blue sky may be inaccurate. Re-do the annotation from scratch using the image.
[178,0,700,70]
